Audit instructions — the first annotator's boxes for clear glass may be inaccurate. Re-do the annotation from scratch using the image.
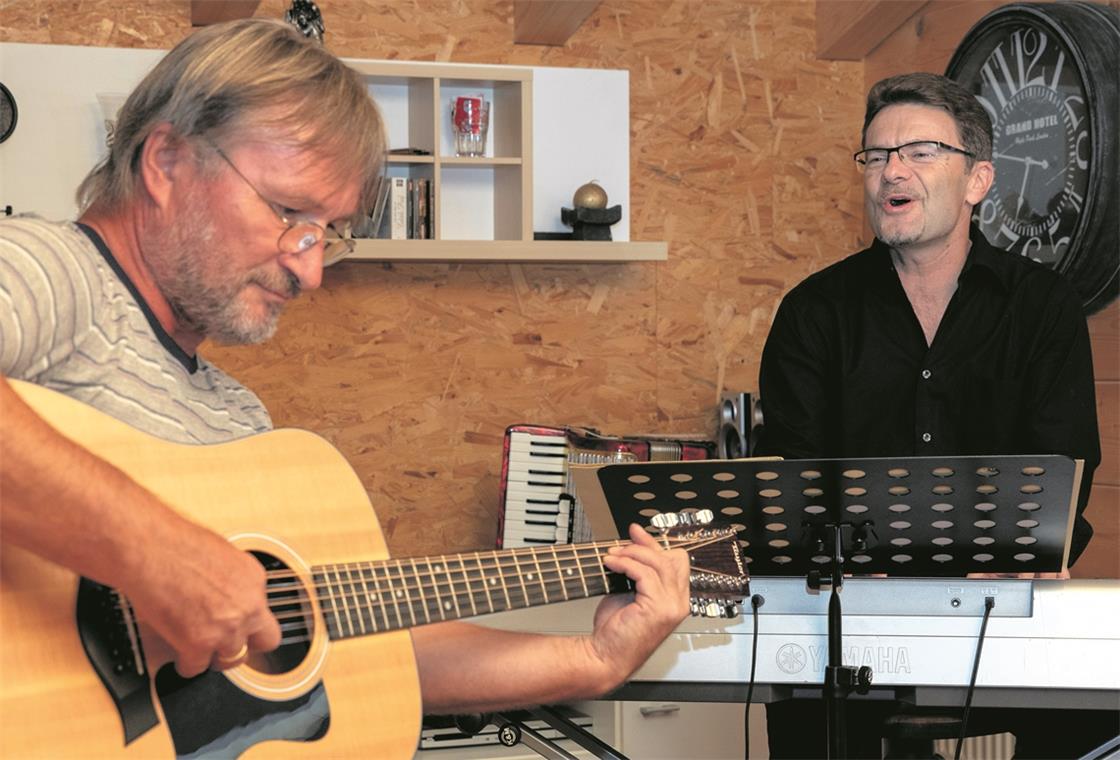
[450,96,490,157]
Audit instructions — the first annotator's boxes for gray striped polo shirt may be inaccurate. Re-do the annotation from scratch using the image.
[0,216,272,443]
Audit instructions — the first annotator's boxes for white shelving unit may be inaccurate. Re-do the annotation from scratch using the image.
[0,44,665,262]
[345,58,663,263]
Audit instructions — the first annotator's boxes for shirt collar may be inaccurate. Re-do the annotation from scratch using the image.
[75,222,200,374]
[959,224,1011,293]
[869,223,1010,294]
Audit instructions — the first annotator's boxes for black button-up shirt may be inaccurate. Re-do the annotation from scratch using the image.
[756,225,1100,564]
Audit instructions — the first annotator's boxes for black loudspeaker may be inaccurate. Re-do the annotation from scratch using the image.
[717,392,764,459]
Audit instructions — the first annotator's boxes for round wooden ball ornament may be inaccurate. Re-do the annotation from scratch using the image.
[573,180,608,209]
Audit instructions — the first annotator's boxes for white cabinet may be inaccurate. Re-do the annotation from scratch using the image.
[617,701,764,760]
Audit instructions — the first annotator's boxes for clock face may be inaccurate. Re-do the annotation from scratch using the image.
[950,22,1090,267]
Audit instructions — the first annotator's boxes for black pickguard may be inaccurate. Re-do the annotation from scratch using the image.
[155,667,329,758]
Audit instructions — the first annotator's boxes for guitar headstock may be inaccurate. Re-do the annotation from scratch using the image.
[653,510,749,619]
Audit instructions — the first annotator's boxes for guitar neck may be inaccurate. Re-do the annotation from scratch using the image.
[310,541,632,640]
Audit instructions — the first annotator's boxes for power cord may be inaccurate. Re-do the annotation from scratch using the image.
[955,596,995,760]
[744,594,765,759]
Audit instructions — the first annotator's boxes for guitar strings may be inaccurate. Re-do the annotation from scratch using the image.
[260,532,734,602]
[257,532,730,590]
[110,533,740,647]
[266,533,740,636]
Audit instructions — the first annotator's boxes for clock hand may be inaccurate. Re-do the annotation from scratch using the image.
[1017,162,1033,217]
[996,152,1050,217]
[994,152,1050,170]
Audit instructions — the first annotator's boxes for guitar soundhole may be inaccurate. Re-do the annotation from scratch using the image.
[249,551,313,675]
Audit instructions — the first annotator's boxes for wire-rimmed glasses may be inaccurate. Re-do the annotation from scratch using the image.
[204,138,355,262]
[854,140,974,172]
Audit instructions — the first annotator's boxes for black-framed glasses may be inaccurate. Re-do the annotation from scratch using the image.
[204,138,355,261]
[853,140,974,171]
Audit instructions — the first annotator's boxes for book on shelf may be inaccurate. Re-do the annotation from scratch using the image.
[416,178,428,240]
[389,176,408,240]
[409,179,418,240]
[368,176,391,238]
[362,175,434,240]
[353,175,391,239]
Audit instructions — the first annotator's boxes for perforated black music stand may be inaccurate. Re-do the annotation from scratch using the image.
[595,454,1081,758]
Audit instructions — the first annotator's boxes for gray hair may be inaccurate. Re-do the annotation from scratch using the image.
[78,18,385,218]
[862,72,993,163]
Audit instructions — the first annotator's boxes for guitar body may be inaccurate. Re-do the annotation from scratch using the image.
[1,381,421,758]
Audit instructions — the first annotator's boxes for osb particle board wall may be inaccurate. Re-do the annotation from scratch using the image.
[4,1,1114,578]
[863,0,1119,579]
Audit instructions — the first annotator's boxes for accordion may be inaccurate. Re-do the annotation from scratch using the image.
[497,424,717,548]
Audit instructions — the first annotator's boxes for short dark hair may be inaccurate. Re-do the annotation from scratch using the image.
[862,72,992,162]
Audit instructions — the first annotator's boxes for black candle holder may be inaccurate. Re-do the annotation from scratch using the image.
[560,205,622,241]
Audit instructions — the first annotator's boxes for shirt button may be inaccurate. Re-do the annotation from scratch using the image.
[921,369,932,379]
[922,432,932,443]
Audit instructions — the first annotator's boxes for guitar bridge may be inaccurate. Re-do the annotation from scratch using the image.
[75,578,159,745]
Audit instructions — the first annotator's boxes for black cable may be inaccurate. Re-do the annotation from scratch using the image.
[744,594,764,760]
[955,596,996,760]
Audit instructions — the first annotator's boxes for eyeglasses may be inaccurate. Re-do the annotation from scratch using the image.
[853,140,974,172]
[204,138,355,262]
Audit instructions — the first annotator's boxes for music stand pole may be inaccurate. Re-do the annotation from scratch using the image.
[824,523,848,758]
[810,522,873,759]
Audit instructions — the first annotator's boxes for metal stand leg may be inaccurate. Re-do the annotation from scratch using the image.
[531,705,630,760]
[491,714,581,760]
[486,707,630,760]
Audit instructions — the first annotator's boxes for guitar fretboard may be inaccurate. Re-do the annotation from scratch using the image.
[310,542,631,640]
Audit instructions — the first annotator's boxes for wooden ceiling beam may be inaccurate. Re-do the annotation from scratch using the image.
[816,0,929,60]
[514,0,601,46]
[191,0,262,27]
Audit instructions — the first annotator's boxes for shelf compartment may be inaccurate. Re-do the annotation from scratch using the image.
[438,78,527,160]
[366,75,435,156]
[439,164,526,241]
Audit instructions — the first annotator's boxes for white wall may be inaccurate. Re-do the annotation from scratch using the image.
[0,44,164,220]
[531,66,630,240]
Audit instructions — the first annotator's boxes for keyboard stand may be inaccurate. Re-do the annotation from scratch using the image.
[487,707,629,760]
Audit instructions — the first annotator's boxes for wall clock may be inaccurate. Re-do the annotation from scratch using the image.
[946,1,1118,314]
[0,82,17,144]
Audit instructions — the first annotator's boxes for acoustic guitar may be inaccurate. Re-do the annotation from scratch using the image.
[0,380,748,758]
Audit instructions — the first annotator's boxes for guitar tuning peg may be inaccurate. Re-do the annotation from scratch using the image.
[651,512,679,531]
[690,597,743,619]
[695,509,714,525]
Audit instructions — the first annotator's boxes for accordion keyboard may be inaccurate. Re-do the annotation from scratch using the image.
[497,425,716,548]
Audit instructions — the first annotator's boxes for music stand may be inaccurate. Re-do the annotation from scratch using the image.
[595,454,1081,759]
